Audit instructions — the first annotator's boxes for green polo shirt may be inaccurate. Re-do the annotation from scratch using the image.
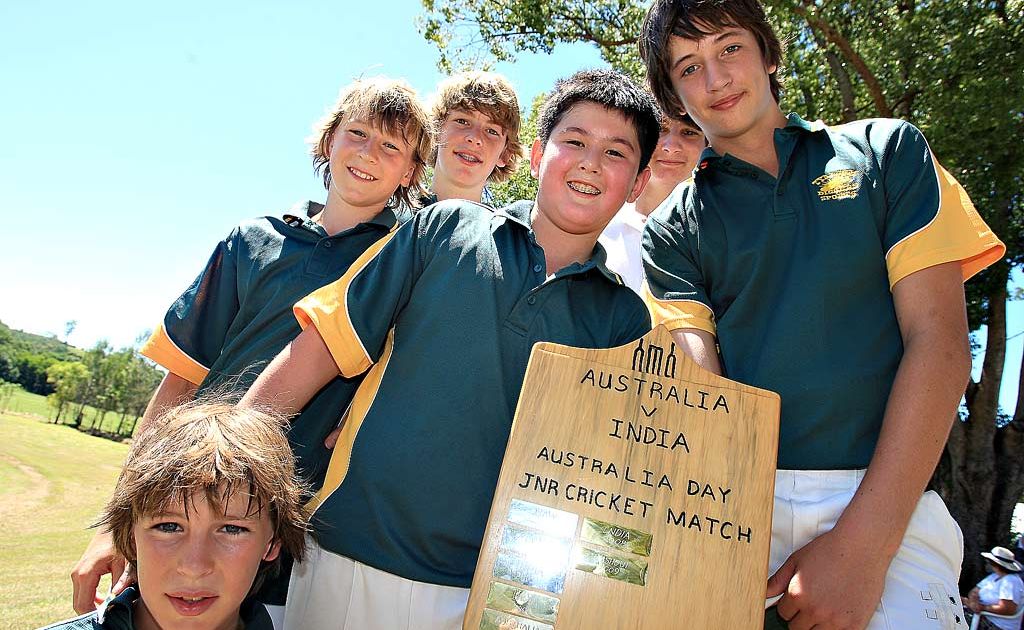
[139,201,409,604]
[38,587,274,629]
[294,199,651,587]
[643,114,1003,470]
[141,201,409,484]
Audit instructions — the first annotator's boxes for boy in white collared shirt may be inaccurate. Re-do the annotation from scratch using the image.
[600,113,703,294]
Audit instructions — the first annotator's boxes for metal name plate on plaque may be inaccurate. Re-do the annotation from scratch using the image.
[464,326,780,629]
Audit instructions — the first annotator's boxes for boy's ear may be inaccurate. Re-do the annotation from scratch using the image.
[496,142,510,171]
[324,129,337,155]
[263,539,281,563]
[626,166,652,204]
[529,138,544,179]
[400,161,416,188]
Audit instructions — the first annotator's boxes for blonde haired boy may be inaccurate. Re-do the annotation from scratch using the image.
[426,70,523,204]
[43,401,307,630]
[71,76,432,624]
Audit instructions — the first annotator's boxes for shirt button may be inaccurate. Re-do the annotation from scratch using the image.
[527,296,537,305]
[323,240,333,248]
[532,264,543,273]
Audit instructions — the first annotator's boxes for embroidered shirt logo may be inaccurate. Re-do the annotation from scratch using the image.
[812,169,861,201]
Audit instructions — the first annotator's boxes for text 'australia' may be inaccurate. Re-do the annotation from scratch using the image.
[579,369,731,415]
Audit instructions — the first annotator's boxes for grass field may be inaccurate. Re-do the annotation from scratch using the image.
[0,411,128,629]
[2,387,141,437]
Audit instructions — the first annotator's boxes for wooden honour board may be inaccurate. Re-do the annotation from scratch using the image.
[465,325,780,630]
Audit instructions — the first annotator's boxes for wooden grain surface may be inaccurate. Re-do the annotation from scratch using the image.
[465,326,780,630]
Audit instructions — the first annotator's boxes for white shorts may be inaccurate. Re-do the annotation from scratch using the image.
[283,538,470,630]
[768,469,967,629]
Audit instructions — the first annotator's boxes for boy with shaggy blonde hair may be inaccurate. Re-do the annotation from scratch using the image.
[45,401,307,630]
[426,70,523,204]
[71,76,432,625]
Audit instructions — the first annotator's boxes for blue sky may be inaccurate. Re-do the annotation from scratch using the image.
[0,0,1019,413]
[0,0,600,344]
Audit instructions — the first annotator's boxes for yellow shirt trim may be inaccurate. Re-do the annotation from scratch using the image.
[138,322,209,386]
[642,282,717,335]
[293,227,400,378]
[886,160,1005,288]
[306,328,395,516]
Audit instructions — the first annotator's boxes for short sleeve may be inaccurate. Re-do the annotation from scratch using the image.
[641,188,716,335]
[140,233,240,385]
[294,218,422,378]
[881,122,1004,288]
[998,575,1024,602]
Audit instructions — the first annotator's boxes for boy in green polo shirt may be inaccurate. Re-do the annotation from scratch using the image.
[70,76,432,626]
[424,70,523,206]
[239,68,658,630]
[638,1,1005,628]
[43,401,307,630]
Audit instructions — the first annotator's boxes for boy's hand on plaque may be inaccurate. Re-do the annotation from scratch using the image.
[767,528,888,630]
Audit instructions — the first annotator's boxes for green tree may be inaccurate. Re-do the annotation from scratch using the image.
[0,380,18,411]
[46,361,90,424]
[63,320,77,344]
[420,0,1024,588]
[489,93,544,206]
[74,340,114,429]
[110,347,162,437]
[15,352,57,395]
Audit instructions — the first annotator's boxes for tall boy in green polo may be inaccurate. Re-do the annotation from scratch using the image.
[240,69,659,630]
[639,1,1005,628]
[69,77,433,626]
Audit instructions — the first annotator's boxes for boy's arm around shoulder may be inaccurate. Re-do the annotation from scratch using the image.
[239,325,339,416]
[770,261,971,629]
[242,209,440,415]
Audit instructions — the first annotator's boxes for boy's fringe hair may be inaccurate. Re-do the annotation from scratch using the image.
[311,77,433,209]
[429,71,523,183]
[538,69,663,174]
[95,398,308,580]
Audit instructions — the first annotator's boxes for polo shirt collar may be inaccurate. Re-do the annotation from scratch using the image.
[613,202,647,233]
[95,586,138,626]
[282,201,408,234]
[496,200,626,287]
[783,112,827,133]
[695,112,827,173]
[93,586,272,629]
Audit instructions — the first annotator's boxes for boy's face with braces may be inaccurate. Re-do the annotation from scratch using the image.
[132,488,279,630]
[435,108,508,192]
[530,101,649,239]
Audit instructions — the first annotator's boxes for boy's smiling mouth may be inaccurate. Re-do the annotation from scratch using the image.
[347,166,377,181]
[567,180,601,196]
[454,150,482,165]
[710,92,744,111]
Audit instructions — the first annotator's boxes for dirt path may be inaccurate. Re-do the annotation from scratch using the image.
[0,452,51,523]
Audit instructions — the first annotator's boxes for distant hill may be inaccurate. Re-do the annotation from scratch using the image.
[0,320,82,361]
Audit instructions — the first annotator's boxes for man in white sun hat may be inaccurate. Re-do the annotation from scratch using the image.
[963,546,1024,630]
